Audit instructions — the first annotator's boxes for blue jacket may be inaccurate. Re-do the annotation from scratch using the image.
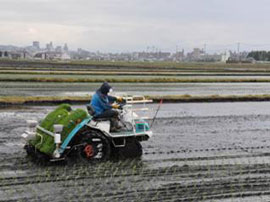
[90,83,116,115]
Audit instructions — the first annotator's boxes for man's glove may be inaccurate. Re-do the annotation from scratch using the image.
[116,97,123,102]
[112,104,120,109]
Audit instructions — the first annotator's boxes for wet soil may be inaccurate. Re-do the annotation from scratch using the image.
[1,103,270,201]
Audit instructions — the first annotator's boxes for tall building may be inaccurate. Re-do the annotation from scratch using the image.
[192,48,202,59]
[46,41,54,51]
[63,43,69,52]
[32,41,40,50]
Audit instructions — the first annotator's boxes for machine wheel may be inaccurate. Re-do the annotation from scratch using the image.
[76,130,111,163]
[116,138,142,159]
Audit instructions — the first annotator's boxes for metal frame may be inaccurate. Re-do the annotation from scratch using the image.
[58,117,92,154]
[123,95,152,136]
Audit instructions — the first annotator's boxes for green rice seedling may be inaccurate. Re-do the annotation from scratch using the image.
[29,104,88,155]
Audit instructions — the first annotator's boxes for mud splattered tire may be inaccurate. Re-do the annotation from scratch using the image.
[76,130,111,163]
[116,138,143,159]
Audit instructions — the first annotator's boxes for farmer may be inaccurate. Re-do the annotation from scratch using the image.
[90,82,122,131]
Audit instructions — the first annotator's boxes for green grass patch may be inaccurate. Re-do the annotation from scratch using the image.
[67,60,270,71]
[2,94,270,106]
[2,69,270,76]
[0,96,91,105]
[147,94,270,102]
[2,77,270,83]
[3,59,270,72]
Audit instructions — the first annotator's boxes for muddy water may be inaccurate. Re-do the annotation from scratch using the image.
[3,82,270,97]
[1,103,270,201]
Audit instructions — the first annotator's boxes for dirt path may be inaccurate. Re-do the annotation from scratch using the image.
[1,103,270,201]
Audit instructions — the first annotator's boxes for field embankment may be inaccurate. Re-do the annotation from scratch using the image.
[2,60,270,105]
[4,77,270,83]
[2,59,270,72]
[2,94,270,106]
[2,60,270,83]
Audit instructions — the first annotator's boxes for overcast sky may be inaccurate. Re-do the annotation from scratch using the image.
[0,0,270,52]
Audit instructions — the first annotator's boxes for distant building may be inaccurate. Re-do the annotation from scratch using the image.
[61,52,71,60]
[33,52,47,60]
[63,43,69,52]
[0,51,9,58]
[186,48,204,61]
[137,51,171,61]
[221,51,230,63]
[192,48,202,59]
[34,51,70,60]
[55,46,62,52]
[46,42,54,52]
[32,41,40,50]
[0,50,31,59]
[173,50,185,61]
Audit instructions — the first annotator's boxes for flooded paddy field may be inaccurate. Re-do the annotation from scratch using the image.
[2,102,270,201]
[2,81,270,97]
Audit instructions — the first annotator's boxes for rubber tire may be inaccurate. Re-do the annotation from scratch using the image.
[76,130,111,163]
[116,138,143,159]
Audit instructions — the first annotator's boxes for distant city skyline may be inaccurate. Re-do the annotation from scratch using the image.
[1,0,270,53]
[0,40,252,63]
[0,40,269,54]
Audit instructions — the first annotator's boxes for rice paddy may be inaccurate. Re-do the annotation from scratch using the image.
[1,60,270,104]
[3,60,270,201]
[3,102,270,201]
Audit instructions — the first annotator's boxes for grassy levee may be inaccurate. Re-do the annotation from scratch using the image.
[2,70,270,76]
[2,77,270,83]
[0,96,91,106]
[2,59,270,72]
[2,94,270,106]
[149,94,270,102]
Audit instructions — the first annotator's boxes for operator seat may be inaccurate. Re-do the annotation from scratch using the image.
[86,104,112,121]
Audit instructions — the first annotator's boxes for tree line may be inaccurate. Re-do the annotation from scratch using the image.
[247,51,270,61]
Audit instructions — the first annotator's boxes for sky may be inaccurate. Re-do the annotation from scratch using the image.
[0,0,270,53]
